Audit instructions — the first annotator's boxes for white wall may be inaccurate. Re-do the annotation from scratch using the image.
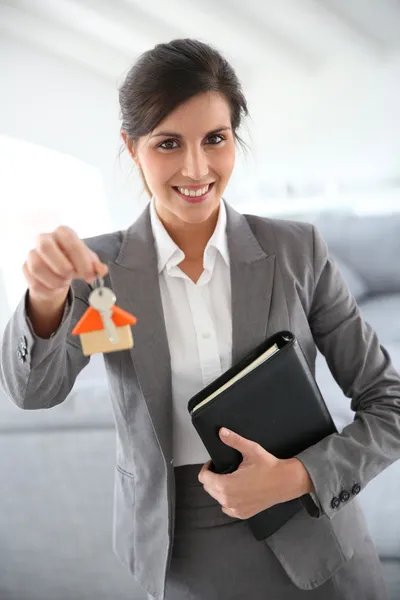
[246,56,400,185]
[0,33,145,232]
[2,31,400,217]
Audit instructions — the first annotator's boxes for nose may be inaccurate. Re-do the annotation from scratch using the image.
[181,146,209,181]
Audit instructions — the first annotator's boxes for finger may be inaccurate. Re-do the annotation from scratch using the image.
[197,464,208,483]
[202,484,221,504]
[221,506,240,519]
[53,226,97,279]
[198,459,213,482]
[35,233,75,278]
[22,263,70,301]
[92,260,108,278]
[25,251,71,291]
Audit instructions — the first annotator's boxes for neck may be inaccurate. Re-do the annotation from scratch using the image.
[155,201,220,262]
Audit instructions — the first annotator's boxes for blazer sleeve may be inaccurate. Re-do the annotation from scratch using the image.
[294,225,400,520]
[0,281,90,410]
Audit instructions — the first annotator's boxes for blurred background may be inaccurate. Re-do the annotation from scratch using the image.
[0,1,399,599]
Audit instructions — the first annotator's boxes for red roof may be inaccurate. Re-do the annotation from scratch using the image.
[72,305,137,335]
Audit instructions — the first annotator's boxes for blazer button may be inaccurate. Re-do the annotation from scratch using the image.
[339,490,350,503]
[331,496,341,509]
[16,349,25,363]
[352,484,361,495]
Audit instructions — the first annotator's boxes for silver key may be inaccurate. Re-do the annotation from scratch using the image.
[89,285,119,344]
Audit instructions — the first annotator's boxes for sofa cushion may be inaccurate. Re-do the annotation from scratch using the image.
[358,294,400,346]
[0,429,146,600]
[313,213,400,295]
[331,254,369,302]
[357,459,400,559]
[315,351,355,432]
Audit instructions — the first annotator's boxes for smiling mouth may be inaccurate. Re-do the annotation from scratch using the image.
[172,182,215,199]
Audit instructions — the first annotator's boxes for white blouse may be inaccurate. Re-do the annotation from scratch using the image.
[149,197,232,466]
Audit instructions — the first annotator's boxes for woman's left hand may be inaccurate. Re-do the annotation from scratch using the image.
[198,427,307,519]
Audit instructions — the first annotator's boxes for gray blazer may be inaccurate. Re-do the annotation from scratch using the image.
[1,201,400,600]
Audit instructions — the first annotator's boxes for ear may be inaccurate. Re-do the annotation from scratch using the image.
[120,130,140,166]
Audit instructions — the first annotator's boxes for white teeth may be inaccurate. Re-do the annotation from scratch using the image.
[177,184,210,197]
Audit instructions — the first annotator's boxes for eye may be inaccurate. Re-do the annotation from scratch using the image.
[206,134,225,145]
[158,139,179,150]
[157,134,225,150]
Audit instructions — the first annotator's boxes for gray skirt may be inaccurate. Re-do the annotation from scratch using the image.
[164,464,388,600]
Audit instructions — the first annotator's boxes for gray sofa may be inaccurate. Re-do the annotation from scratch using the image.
[0,211,399,599]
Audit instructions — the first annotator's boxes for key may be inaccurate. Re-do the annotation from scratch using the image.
[89,286,119,344]
[72,274,137,355]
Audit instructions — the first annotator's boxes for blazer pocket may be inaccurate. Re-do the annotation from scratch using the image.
[328,499,369,562]
[113,464,136,573]
[116,464,135,478]
[264,504,354,590]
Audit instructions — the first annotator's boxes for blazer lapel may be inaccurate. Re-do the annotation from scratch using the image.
[107,201,275,464]
[107,208,173,464]
[225,202,276,365]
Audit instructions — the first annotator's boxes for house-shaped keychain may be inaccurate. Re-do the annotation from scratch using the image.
[72,280,137,356]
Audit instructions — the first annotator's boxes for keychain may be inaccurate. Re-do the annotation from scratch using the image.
[72,274,137,356]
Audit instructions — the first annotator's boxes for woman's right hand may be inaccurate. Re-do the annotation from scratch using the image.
[23,225,108,305]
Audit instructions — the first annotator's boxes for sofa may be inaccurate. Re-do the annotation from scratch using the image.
[0,210,399,599]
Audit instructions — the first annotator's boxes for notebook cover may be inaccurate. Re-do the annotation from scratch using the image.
[187,330,337,541]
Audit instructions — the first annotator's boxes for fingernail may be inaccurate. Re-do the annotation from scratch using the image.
[221,428,230,436]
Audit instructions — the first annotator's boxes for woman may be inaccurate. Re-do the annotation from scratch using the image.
[1,38,399,600]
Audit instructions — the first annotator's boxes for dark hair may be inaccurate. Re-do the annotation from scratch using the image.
[118,38,249,194]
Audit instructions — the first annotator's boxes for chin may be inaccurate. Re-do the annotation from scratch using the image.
[184,198,220,216]
[178,208,214,224]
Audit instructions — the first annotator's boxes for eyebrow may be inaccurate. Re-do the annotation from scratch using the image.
[150,126,232,139]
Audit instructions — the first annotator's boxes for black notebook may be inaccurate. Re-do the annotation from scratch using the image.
[187,330,337,541]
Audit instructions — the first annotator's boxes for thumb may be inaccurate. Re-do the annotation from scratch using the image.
[90,253,108,277]
[219,427,257,455]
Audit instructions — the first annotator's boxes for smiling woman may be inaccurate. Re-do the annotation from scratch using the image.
[1,37,397,600]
